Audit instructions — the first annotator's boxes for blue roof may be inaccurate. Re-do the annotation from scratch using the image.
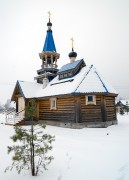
[58,59,83,73]
[43,30,56,52]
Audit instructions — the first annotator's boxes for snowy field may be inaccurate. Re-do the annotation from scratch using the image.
[0,114,129,180]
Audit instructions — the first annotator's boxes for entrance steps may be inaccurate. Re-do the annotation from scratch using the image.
[5,110,25,126]
[5,117,25,126]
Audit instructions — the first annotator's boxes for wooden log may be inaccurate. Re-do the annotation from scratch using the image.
[74,96,81,123]
[100,96,107,122]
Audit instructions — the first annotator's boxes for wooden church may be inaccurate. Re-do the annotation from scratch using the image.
[9,13,118,127]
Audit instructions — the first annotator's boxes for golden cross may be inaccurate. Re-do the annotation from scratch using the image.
[70,37,74,50]
[48,11,51,20]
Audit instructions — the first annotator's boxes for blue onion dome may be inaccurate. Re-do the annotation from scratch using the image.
[68,48,77,58]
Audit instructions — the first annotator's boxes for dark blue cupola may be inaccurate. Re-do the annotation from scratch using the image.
[35,12,60,84]
[68,38,77,63]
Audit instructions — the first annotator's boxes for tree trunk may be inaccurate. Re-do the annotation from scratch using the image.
[31,117,35,176]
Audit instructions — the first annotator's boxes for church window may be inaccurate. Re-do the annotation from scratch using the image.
[50,98,56,109]
[86,95,96,105]
[68,72,72,76]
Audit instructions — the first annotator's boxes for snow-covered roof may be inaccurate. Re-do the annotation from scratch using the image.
[17,64,117,99]
[17,81,42,98]
[120,100,129,106]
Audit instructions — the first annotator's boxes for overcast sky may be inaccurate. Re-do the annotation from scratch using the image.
[0,0,129,104]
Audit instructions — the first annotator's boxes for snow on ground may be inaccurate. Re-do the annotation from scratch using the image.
[0,114,129,180]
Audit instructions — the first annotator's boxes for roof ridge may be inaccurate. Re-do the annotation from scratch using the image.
[19,80,38,84]
[17,81,25,98]
[73,64,93,93]
[94,70,109,93]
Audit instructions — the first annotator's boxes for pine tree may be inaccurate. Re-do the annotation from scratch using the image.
[5,99,55,176]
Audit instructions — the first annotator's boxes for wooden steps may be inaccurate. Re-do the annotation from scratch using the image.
[5,117,25,126]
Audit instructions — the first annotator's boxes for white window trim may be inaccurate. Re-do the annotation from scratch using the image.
[50,98,57,110]
[85,95,96,105]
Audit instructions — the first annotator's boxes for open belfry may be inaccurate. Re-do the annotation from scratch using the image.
[35,12,60,85]
[9,12,118,127]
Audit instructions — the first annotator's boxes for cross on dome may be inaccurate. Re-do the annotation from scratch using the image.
[68,37,77,61]
[70,37,74,51]
[48,11,51,21]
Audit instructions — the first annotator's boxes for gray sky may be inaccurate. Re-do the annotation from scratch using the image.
[0,0,129,104]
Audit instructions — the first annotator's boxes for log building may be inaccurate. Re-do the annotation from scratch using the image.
[11,14,118,127]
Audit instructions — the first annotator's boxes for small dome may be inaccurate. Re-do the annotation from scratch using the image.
[47,21,52,27]
[68,51,77,58]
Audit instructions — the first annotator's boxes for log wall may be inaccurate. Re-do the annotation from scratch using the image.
[39,96,75,122]
[80,95,116,122]
[81,95,102,122]
[105,96,116,121]
[38,94,116,123]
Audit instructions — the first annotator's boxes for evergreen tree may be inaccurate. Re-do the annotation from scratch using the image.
[5,99,55,176]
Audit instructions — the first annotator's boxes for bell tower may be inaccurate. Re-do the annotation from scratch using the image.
[35,12,60,84]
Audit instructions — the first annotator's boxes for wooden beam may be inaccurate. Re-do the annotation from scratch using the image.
[101,96,107,122]
[15,94,22,97]
[74,96,81,123]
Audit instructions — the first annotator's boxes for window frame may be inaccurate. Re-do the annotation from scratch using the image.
[68,71,72,76]
[85,95,96,105]
[64,73,68,78]
[50,98,57,110]
[59,74,64,79]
